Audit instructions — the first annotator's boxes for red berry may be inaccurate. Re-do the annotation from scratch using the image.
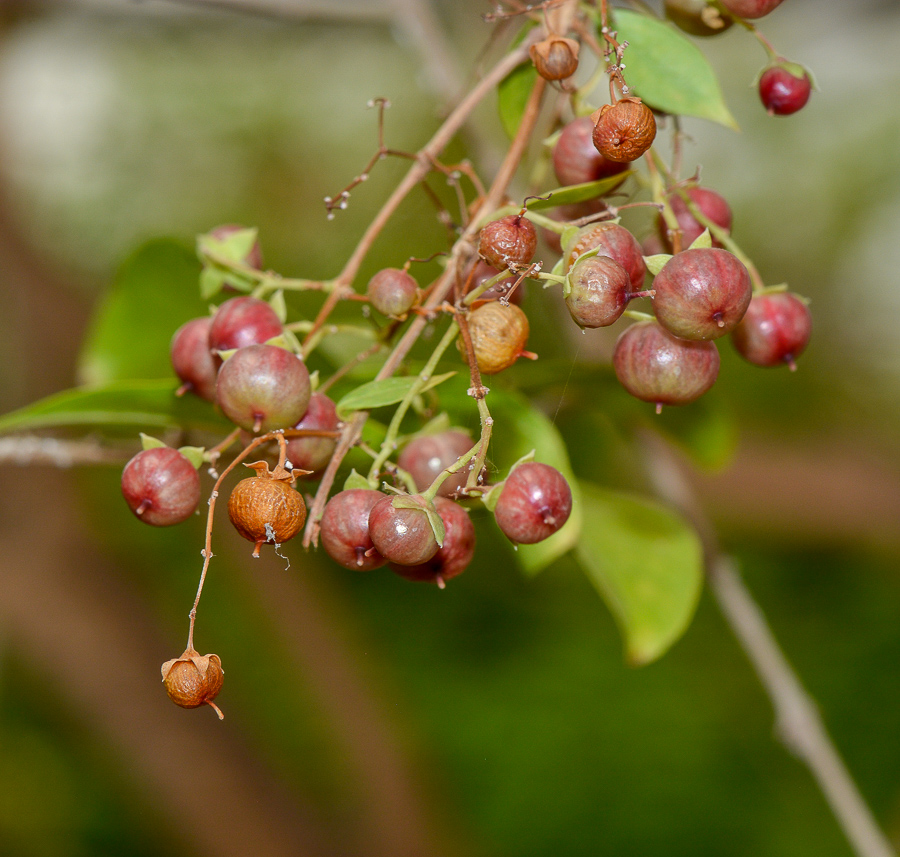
[719,0,783,18]
[121,447,201,526]
[731,291,811,368]
[553,117,628,187]
[367,268,418,317]
[494,462,572,545]
[565,255,633,328]
[390,497,475,586]
[397,430,474,497]
[171,316,217,402]
[320,489,386,571]
[208,296,283,357]
[662,186,733,251]
[613,320,720,409]
[368,494,439,566]
[563,222,647,291]
[478,215,537,270]
[759,63,812,116]
[285,392,339,476]
[652,248,752,341]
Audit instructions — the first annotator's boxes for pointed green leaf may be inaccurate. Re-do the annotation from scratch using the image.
[139,433,167,450]
[576,481,703,665]
[498,62,539,139]
[644,253,672,276]
[200,266,228,299]
[526,174,632,211]
[612,9,738,128]
[335,372,456,420]
[344,469,374,491]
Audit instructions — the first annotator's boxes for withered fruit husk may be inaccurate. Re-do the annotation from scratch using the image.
[591,98,657,163]
[529,36,580,81]
[161,647,225,717]
[460,302,531,375]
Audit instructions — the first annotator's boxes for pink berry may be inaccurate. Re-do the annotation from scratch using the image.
[320,489,386,571]
[121,447,201,527]
[171,316,217,402]
[397,431,474,497]
[368,495,439,566]
[494,463,572,545]
[285,392,340,476]
[759,63,812,116]
[208,296,283,357]
[731,291,811,368]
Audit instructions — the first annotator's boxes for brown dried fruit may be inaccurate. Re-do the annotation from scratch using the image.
[529,36,580,81]
[161,647,225,718]
[591,98,657,163]
[461,302,530,375]
[478,215,537,270]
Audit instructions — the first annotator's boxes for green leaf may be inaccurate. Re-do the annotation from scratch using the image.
[344,469,374,491]
[526,174,632,210]
[335,372,456,420]
[497,62,539,140]
[0,380,231,436]
[78,239,207,386]
[644,253,672,276]
[576,481,703,665]
[199,267,228,299]
[612,9,738,129]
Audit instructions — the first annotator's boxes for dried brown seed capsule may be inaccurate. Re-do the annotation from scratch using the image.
[478,214,537,270]
[591,98,657,163]
[228,461,307,556]
[461,302,531,375]
[529,36,580,81]
[161,648,224,718]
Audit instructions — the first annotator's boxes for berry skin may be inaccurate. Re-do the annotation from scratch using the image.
[613,320,720,409]
[466,261,524,306]
[529,35,580,81]
[553,116,629,188]
[216,344,311,433]
[664,0,733,36]
[398,430,474,497]
[208,296,283,357]
[320,489,386,571]
[662,186,733,251]
[759,63,812,116]
[367,268,418,317]
[368,494,440,566]
[719,0,783,18]
[563,222,647,291]
[462,302,531,375]
[171,316,218,402]
[390,497,475,586]
[122,447,201,526]
[592,98,656,163]
[494,462,573,545]
[478,215,537,270]
[731,291,812,369]
[285,392,339,476]
[565,255,633,328]
[652,248,752,341]
[161,649,224,718]
[228,465,306,556]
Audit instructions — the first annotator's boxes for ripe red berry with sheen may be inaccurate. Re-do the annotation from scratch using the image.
[320,489,386,571]
[171,316,218,401]
[478,215,537,270]
[662,186,733,251]
[759,63,812,116]
[367,268,418,317]
[719,0,783,18]
[398,430,474,497]
[208,296,283,357]
[613,320,720,409]
[652,247,752,341]
[563,222,647,291]
[368,495,439,566]
[565,255,633,328]
[494,463,573,545]
[121,447,201,526]
[390,497,475,586]
[216,344,311,433]
[285,392,339,476]
[553,117,628,188]
[731,292,811,369]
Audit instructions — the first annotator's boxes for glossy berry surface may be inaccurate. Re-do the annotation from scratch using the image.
[121,447,201,527]
[208,296,283,357]
[228,475,306,552]
[216,344,311,433]
[653,248,752,341]
[563,222,647,291]
[719,0,783,18]
[320,489,386,571]
[553,116,629,188]
[478,215,537,270]
[613,320,720,408]
[390,497,475,585]
[663,186,733,251]
[367,268,418,317]
[368,495,439,566]
[171,316,218,402]
[285,392,339,475]
[565,255,633,328]
[494,462,573,545]
[759,64,812,115]
[398,430,473,497]
[731,292,812,368]
[592,99,656,163]
[463,302,530,375]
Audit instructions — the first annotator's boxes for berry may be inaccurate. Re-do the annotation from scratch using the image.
[161,648,224,718]
[398,430,474,497]
[494,462,573,545]
[664,0,733,36]
[613,320,720,409]
[652,247,752,341]
[719,0,783,18]
[122,447,201,527]
[565,255,633,328]
[285,392,339,476]
[171,316,218,402]
[731,291,811,369]
[368,494,440,566]
[661,186,733,251]
[208,296,283,357]
[563,222,647,291]
[529,35,580,81]
[478,214,537,270]
[466,260,524,306]
[759,63,812,116]
[462,302,531,375]
[210,224,263,269]
[227,462,306,556]
[390,497,475,586]
[216,344,311,433]
[553,116,629,188]
[367,268,418,317]
[320,489,386,571]
[592,98,656,163]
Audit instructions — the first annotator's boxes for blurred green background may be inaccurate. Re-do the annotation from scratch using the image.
[1,1,900,855]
